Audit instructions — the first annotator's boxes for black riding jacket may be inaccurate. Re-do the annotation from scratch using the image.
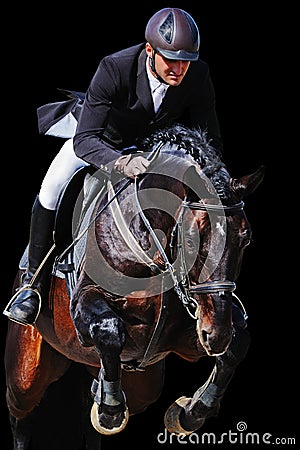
[73,43,223,176]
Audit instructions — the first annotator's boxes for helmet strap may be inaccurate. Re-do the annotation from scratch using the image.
[149,49,165,84]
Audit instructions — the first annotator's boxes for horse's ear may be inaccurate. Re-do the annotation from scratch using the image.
[231,165,265,198]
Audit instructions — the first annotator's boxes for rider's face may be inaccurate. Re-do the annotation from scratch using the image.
[145,43,191,87]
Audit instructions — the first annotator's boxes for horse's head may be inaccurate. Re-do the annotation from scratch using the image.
[180,163,265,356]
[140,124,264,356]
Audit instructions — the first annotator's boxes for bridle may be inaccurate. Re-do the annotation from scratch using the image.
[135,178,245,319]
[177,200,244,294]
[129,181,247,369]
[176,199,245,318]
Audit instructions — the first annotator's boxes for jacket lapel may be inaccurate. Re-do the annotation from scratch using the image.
[136,50,154,116]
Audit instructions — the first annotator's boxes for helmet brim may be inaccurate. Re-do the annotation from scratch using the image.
[156,47,199,61]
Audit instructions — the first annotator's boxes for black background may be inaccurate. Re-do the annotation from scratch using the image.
[1,1,295,449]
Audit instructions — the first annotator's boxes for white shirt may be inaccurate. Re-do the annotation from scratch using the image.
[146,57,169,113]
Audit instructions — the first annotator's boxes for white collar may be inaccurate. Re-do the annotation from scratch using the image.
[146,57,169,94]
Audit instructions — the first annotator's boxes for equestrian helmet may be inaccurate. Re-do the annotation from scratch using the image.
[145,8,200,61]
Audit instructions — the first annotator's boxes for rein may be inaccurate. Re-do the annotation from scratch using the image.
[134,178,198,319]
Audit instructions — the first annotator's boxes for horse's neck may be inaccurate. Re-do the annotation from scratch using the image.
[139,176,185,231]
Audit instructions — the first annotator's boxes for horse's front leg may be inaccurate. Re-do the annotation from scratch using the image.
[164,322,251,435]
[71,283,129,435]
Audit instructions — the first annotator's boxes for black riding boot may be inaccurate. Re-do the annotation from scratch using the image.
[4,196,56,326]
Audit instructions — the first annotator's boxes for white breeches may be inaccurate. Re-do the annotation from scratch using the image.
[39,138,89,210]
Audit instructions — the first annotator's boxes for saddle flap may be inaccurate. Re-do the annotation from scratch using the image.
[54,166,94,252]
[54,169,107,291]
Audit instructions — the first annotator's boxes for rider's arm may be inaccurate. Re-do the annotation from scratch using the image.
[73,56,123,173]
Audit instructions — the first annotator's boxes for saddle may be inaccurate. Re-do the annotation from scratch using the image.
[19,166,106,296]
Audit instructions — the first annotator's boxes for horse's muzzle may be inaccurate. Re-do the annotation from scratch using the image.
[195,287,234,356]
[199,324,233,356]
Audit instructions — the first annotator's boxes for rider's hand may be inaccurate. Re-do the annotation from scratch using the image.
[114,154,150,179]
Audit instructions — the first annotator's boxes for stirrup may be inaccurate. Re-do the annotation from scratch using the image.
[3,284,42,327]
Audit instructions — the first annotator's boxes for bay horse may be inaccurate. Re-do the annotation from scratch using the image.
[4,124,264,448]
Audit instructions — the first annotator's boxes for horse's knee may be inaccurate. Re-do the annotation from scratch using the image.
[90,311,126,354]
[71,293,126,353]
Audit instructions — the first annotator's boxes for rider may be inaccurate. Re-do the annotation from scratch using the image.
[4,7,223,326]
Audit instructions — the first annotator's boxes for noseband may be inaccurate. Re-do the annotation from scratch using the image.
[189,280,236,294]
[184,200,244,213]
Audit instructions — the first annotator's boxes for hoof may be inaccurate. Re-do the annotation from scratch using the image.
[90,401,129,435]
[164,396,205,436]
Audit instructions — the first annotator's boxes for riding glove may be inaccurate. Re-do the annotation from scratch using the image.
[114,154,150,179]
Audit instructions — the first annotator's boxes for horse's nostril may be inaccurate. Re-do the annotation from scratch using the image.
[201,329,209,343]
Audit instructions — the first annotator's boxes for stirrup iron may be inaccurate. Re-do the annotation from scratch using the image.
[3,284,42,326]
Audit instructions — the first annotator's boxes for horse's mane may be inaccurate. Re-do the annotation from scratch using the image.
[139,124,232,200]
